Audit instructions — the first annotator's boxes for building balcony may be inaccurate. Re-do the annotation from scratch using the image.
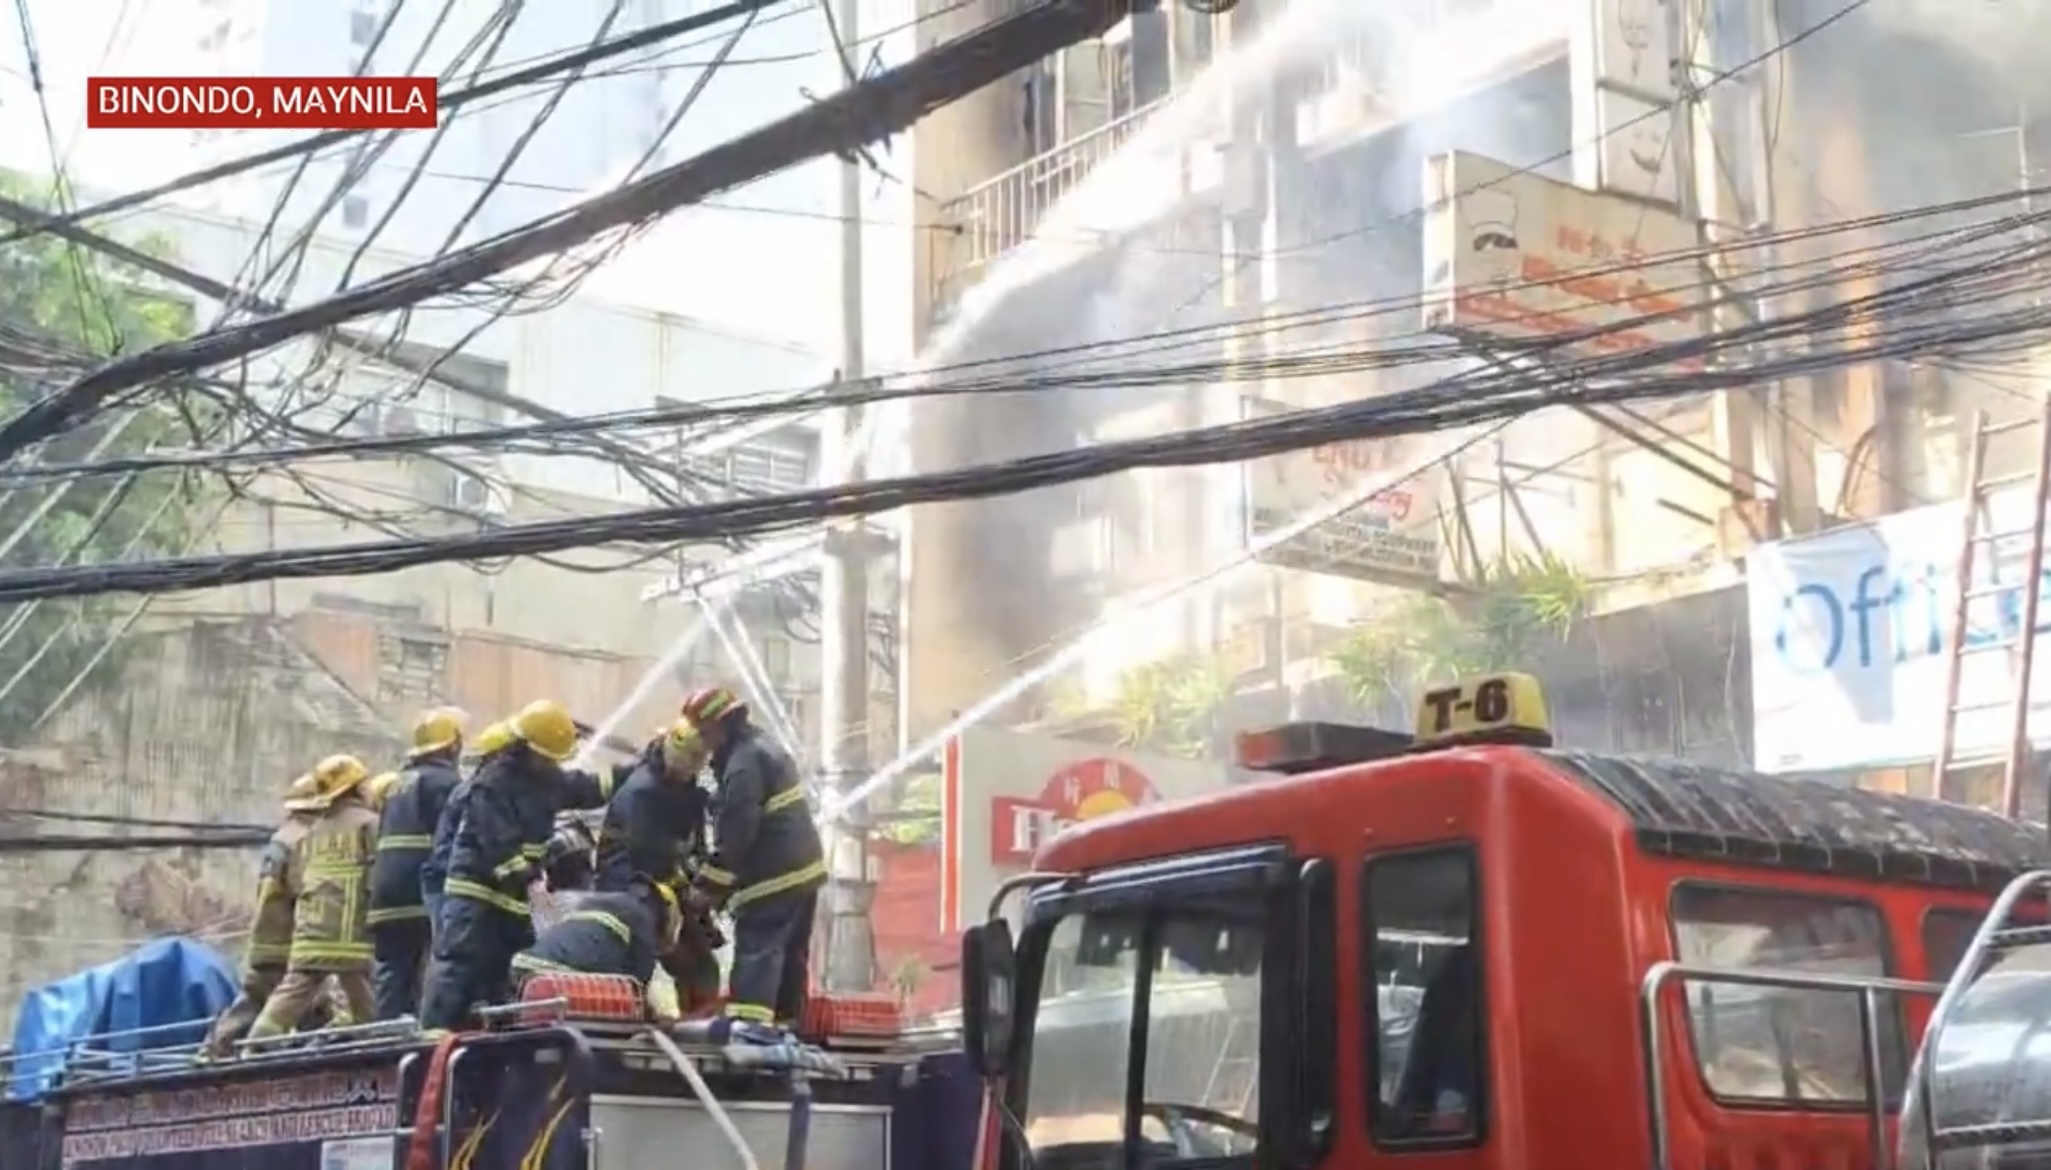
[933,97,1170,302]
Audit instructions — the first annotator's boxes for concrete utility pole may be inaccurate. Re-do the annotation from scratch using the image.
[818,0,876,994]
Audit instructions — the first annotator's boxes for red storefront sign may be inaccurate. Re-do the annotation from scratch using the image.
[988,756,1160,864]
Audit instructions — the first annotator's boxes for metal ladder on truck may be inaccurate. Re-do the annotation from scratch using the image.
[1934,409,2051,816]
[1900,869,2051,1170]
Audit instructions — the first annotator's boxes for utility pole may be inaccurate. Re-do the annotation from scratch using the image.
[818,0,876,994]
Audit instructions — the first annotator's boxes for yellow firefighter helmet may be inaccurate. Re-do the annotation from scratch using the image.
[408,707,468,759]
[287,754,370,811]
[509,699,579,763]
[314,754,371,800]
[471,720,517,760]
[365,772,403,810]
[662,721,705,772]
[283,772,322,811]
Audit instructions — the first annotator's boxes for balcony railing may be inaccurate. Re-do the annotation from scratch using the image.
[936,98,1170,291]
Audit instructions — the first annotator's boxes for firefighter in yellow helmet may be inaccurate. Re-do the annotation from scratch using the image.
[419,719,512,939]
[594,720,711,890]
[680,685,824,1042]
[246,754,381,1042]
[367,707,468,1021]
[199,771,332,1058]
[418,700,617,1029]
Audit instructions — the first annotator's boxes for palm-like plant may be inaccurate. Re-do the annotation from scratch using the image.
[1106,661,1182,750]
[1326,553,1591,705]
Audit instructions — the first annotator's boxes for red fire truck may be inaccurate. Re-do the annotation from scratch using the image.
[957,672,2051,1170]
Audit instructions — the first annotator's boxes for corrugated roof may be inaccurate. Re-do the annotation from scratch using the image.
[1545,750,2051,893]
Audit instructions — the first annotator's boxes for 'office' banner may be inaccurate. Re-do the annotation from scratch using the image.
[1748,494,2051,774]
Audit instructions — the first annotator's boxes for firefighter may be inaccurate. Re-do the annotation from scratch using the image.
[422,719,515,937]
[417,700,615,1029]
[595,720,711,891]
[200,772,327,1058]
[246,754,381,1044]
[367,707,469,1021]
[679,686,825,1040]
[508,877,721,1023]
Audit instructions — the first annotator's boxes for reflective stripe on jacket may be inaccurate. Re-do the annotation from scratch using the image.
[595,756,707,890]
[511,892,660,984]
[418,777,474,898]
[445,756,616,917]
[245,813,314,969]
[695,725,825,909]
[369,759,461,923]
[286,798,379,970]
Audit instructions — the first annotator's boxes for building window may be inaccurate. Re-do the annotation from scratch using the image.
[1362,847,1483,1147]
[341,196,369,229]
[670,419,818,495]
[350,10,379,45]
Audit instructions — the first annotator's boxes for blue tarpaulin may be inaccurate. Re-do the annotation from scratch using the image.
[6,937,237,1100]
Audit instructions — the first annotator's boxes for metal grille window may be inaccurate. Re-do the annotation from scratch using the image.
[672,422,818,494]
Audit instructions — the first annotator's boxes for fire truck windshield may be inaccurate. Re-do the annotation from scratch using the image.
[1018,898,1264,1170]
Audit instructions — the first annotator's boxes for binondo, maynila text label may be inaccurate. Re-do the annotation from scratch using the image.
[85,77,437,131]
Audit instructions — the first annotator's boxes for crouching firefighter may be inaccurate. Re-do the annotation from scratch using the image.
[201,771,330,1058]
[595,720,711,891]
[368,707,468,1020]
[418,700,615,1029]
[510,876,721,1022]
[247,755,381,1043]
[678,686,825,1041]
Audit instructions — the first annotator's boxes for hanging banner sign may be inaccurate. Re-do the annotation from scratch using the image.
[1240,398,1443,586]
[1420,150,1709,363]
[1747,488,2051,774]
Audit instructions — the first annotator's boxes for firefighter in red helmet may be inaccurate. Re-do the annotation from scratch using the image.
[679,685,824,1041]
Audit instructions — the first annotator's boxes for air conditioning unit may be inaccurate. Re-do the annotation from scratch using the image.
[447,471,507,519]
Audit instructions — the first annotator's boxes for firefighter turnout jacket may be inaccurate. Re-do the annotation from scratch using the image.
[511,891,668,985]
[287,796,381,970]
[597,749,709,889]
[368,758,462,927]
[696,724,825,908]
[245,813,316,971]
[419,775,474,904]
[443,753,615,918]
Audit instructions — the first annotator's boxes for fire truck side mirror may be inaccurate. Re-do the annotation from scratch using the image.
[961,920,1018,1078]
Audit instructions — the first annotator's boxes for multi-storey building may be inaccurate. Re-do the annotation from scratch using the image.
[898,0,2051,774]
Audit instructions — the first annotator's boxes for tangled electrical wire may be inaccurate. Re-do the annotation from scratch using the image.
[0,174,2046,605]
[0,0,1142,460]
[3,180,2038,479]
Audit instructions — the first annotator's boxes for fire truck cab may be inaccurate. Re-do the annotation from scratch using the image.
[957,672,2051,1170]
